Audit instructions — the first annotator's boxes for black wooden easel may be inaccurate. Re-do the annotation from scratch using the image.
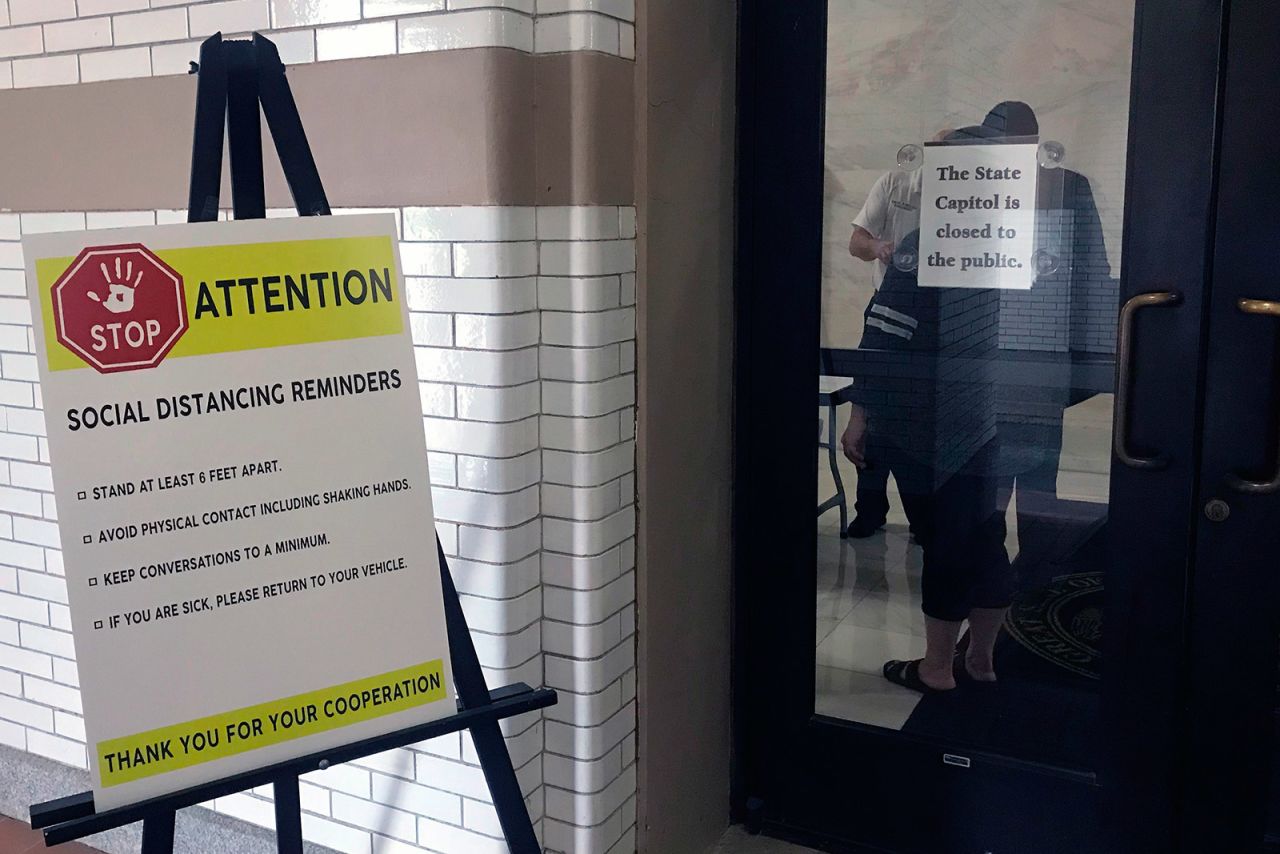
[29,32,555,854]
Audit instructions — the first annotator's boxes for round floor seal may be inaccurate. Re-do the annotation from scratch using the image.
[1004,571,1102,680]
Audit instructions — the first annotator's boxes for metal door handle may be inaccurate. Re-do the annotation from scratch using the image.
[1226,298,1280,493]
[1114,291,1182,469]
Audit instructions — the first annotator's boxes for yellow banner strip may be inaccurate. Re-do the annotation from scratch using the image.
[37,235,404,372]
[95,659,447,787]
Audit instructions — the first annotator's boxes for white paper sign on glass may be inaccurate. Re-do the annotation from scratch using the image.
[918,142,1040,289]
[22,214,455,811]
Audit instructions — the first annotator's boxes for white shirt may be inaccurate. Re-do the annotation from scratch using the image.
[851,169,923,287]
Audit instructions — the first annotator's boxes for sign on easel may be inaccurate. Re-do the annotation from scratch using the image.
[918,141,1039,289]
[24,214,455,812]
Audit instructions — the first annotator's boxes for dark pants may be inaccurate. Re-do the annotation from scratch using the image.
[993,418,1065,566]
[873,439,1014,622]
[853,461,891,522]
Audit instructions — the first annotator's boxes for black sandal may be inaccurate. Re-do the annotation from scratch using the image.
[882,659,955,695]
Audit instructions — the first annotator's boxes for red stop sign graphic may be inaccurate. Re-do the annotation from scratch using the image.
[52,244,188,374]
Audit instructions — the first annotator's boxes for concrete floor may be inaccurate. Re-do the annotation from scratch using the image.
[5,814,821,854]
[714,826,823,853]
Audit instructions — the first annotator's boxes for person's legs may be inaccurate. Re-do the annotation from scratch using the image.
[915,443,1012,688]
[880,453,966,691]
[963,607,1006,682]
[849,458,892,537]
[916,479,978,689]
[896,487,934,547]
[919,615,964,690]
[1002,416,1064,560]
[965,442,1015,681]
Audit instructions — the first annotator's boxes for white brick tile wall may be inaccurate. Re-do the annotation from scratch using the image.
[453,242,539,279]
[19,212,84,233]
[540,413,619,453]
[305,762,373,798]
[27,727,85,766]
[454,313,540,350]
[543,442,634,487]
[455,382,540,422]
[456,452,541,492]
[188,0,271,38]
[415,346,539,386]
[0,205,636,853]
[536,0,635,20]
[408,277,538,315]
[42,18,112,53]
[270,0,361,29]
[298,780,331,815]
[79,45,152,82]
[19,622,72,657]
[541,482,621,522]
[364,0,446,19]
[534,11,619,55]
[112,8,189,46]
[302,811,373,853]
[84,210,156,229]
[405,207,537,242]
[315,20,396,61]
[353,745,418,779]
[418,816,507,854]
[0,24,41,59]
[217,791,277,827]
[538,277,621,312]
[540,241,635,278]
[398,8,534,54]
[542,374,634,418]
[9,0,76,26]
[268,27,318,63]
[543,684,621,729]
[542,308,635,347]
[535,207,620,241]
[399,243,453,277]
[449,553,539,599]
[461,588,540,633]
[77,0,148,15]
[11,54,77,87]
[449,0,535,12]
[410,313,454,347]
[149,39,203,74]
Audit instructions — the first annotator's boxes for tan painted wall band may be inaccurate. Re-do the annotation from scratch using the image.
[0,48,634,212]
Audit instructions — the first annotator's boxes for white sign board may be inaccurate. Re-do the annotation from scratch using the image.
[918,142,1039,289]
[23,214,455,810]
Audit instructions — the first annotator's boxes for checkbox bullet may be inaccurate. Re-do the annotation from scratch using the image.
[82,534,92,544]
[77,491,86,500]
[94,620,103,630]
[88,577,97,587]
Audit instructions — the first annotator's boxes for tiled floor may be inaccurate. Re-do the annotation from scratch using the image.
[714,826,822,853]
[813,484,937,728]
[0,815,102,853]
[814,395,1112,729]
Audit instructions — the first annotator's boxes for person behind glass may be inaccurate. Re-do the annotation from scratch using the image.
[976,100,1113,560]
[840,129,1013,692]
[845,128,951,538]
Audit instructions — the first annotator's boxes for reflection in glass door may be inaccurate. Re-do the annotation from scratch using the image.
[814,0,1132,771]
[736,0,1232,851]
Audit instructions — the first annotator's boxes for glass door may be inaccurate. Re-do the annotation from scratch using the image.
[1182,1,1280,851]
[735,1,1229,852]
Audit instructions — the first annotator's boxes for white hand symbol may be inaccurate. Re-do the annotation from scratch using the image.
[88,256,142,314]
